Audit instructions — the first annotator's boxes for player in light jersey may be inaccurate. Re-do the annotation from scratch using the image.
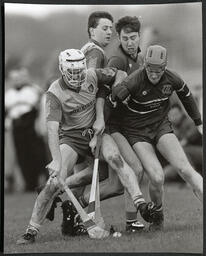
[17,49,155,245]
[111,45,203,230]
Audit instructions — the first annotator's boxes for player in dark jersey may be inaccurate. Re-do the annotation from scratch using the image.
[103,16,145,231]
[112,45,203,230]
[17,49,155,245]
[77,15,145,233]
[81,11,113,68]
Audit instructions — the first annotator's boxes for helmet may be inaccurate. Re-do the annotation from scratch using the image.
[59,49,87,91]
[145,45,167,71]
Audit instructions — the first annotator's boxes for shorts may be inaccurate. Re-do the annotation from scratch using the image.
[59,128,93,159]
[104,123,121,135]
[122,117,174,146]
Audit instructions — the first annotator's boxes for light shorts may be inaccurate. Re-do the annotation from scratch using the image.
[59,128,93,158]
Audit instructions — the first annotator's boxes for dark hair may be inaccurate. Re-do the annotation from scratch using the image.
[115,16,141,35]
[88,11,113,37]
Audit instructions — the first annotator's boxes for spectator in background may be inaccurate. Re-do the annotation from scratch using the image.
[5,67,49,192]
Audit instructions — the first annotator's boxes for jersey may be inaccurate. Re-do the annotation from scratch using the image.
[46,68,117,131]
[117,68,202,131]
[81,40,107,68]
[99,44,144,125]
[107,45,144,75]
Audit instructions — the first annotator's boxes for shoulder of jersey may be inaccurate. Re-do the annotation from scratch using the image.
[108,46,126,62]
[81,42,105,55]
[165,68,182,83]
[86,68,98,81]
[47,78,61,92]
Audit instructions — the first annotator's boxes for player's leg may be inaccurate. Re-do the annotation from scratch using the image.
[71,160,89,199]
[132,141,164,230]
[77,164,124,208]
[157,133,203,202]
[100,133,155,223]
[17,144,78,245]
[111,132,145,232]
[133,141,164,207]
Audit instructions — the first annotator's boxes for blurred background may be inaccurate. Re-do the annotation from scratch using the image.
[4,3,203,192]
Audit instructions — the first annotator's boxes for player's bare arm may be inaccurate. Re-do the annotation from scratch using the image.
[92,69,128,135]
[46,120,62,178]
[93,97,105,135]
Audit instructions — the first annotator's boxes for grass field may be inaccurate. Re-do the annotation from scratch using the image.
[4,183,203,254]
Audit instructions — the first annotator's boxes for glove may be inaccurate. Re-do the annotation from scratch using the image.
[112,82,130,102]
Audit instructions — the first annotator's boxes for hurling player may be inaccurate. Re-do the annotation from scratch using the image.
[78,13,145,233]
[16,49,154,245]
[111,45,203,230]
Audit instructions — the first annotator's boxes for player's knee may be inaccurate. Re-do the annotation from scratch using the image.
[107,153,124,170]
[178,165,194,181]
[129,160,144,177]
[174,157,191,171]
[148,168,164,187]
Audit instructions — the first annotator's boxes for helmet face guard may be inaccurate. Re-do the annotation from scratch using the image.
[144,45,167,84]
[59,49,87,91]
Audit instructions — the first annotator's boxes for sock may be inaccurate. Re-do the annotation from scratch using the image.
[26,225,39,236]
[133,195,145,211]
[126,211,137,224]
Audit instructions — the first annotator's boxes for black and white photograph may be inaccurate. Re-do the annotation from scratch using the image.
[3,1,203,254]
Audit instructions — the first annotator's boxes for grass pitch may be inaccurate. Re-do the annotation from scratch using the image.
[4,183,203,254]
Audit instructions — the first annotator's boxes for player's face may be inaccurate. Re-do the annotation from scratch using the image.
[119,30,140,57]
[145,65,165,85]
[67,68,86,87]
[91,18,113,47]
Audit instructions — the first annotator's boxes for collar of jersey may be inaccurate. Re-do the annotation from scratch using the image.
[144,68,165,86]
[90,39,104,49]
[59,77,80,92]
[119,45,141,61]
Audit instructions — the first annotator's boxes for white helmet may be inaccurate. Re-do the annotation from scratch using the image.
[59,49,87,91]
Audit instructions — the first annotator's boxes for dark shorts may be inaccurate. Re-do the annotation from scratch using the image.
[105,122,122,135]
[59,128,93,159]
[121,117,174,146]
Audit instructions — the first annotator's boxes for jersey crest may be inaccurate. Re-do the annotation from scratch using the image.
[161,84,172,96]
[142,90,148,96]
[87,83,95,93]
